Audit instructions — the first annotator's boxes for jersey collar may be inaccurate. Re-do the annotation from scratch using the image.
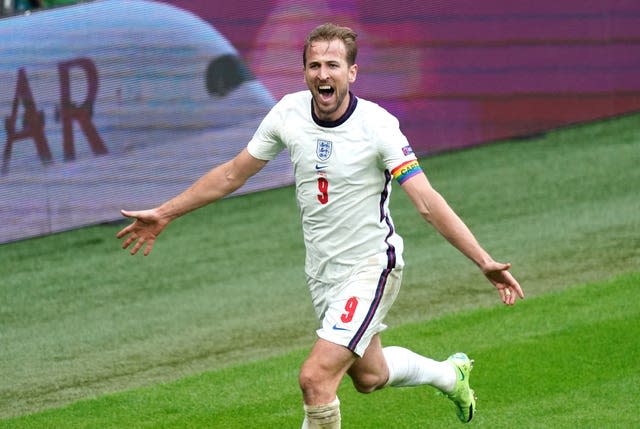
[311,91,358,128]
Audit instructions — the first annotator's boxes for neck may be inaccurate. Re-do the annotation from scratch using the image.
[311,91,357,128]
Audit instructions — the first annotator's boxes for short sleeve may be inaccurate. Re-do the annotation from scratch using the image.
[375,111,422,185]
[247,102,286,161]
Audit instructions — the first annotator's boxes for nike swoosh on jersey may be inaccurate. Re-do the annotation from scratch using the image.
[315,164,328,170]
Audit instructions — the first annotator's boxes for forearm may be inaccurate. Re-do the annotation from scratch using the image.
[403,175,493,270]
[156,160,242,221]
[420,190,493,269]
[155,148,266,222]
[402,174,523,303]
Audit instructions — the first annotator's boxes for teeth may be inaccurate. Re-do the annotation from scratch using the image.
[319,85,332,90]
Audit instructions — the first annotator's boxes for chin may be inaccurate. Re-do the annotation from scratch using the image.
[313,100,337,115]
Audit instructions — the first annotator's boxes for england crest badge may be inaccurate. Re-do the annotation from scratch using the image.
[316,139,333,161]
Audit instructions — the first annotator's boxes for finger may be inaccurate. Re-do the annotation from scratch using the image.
[116,223,134,239]
[499,286,519,305]
[498,287,506,303]
[120,209,136,218]
[498,269,524,300]
[506,288,515,305]
[121,236,133,249]
[130,237,145,255]
[502,288,512,305]
[513,282,525,299]
[504,273,524,299]
[121,232,140,249]
[142,238,155,256]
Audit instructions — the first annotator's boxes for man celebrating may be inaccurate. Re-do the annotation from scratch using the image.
[117,23,524,428]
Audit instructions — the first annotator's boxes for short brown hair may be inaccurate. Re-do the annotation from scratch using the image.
[303,23,358,67]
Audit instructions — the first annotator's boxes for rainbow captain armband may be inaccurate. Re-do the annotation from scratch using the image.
[391,159,422,184]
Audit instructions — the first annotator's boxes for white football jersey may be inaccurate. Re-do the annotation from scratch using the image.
[247,91,421,283]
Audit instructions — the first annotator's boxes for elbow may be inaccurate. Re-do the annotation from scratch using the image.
[223,170,244,193]
[403,175,441,223]
[421,209,435,225]
[413,189,446,224]
[222,161,251,194]
[415,199,434,223]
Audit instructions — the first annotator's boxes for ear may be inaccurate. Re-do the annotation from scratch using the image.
[348,63,358,83]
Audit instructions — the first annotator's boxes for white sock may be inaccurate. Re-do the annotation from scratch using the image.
[383,346,456,393]
[301,397,341,429]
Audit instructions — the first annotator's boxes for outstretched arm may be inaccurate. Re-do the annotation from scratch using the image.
[116,148,267,256]
[401,172,524,305]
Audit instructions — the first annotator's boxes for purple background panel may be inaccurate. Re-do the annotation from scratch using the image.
[163,0,640,153]
[2,0,639,243]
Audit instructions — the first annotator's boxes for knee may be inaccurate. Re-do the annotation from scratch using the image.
[299,364,334,402]
[351,372,386,394]
[298,366,318,395]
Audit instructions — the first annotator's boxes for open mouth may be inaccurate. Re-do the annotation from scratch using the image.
[318,85,335,100]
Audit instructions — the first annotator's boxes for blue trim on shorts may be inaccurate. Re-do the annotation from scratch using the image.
[348,171,396,352]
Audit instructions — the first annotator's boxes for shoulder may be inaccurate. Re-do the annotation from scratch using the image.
[355,96,400,127]
[353,96,409,156]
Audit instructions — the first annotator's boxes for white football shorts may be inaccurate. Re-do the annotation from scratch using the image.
[308,254,403,357]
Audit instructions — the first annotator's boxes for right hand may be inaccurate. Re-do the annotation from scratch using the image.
[116,209,168,256]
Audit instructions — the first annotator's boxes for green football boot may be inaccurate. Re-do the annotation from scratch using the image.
[445,352,477,423]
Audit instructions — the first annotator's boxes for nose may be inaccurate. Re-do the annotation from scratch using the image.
[318,64,330,80]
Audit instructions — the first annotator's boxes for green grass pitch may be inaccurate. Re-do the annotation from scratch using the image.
[2,274,638,428]
[1,113,639,427]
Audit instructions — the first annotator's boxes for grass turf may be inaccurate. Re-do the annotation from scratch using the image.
[1,272,638,428]
[1,112,639,423]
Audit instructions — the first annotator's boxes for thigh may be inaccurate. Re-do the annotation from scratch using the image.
[304,337,358,375]
[316,262,403,357]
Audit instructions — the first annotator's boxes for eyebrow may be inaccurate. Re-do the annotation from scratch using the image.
[307,59,342,66]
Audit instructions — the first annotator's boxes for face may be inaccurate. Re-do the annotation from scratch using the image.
[304,39,358,122]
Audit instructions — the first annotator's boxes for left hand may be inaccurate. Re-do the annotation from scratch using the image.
[482,261,524,305]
